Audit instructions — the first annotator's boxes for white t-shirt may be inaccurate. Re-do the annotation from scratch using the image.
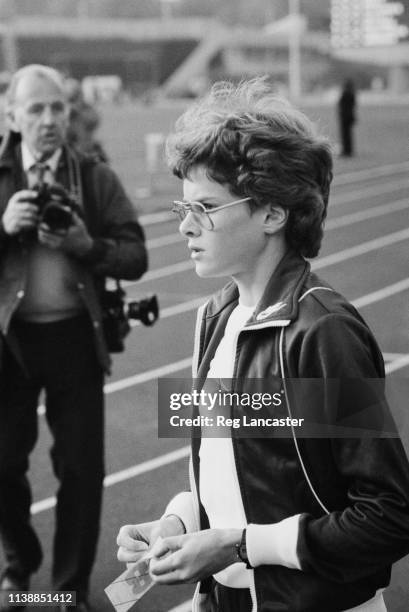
[199,303,254,588]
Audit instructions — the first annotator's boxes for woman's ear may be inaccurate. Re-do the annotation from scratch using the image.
[263,205,288,235]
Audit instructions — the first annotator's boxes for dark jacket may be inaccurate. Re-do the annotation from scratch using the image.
[0,131,147,373]
[192,250,409,612]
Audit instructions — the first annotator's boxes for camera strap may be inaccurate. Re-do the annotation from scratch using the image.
[65,147,84,213]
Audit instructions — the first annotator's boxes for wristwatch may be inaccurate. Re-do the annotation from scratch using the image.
[235,528,253,569]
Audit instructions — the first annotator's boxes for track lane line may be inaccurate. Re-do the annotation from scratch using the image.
[146,189,409,250]
[126,227,409,286]
[312,228,409,271]
[31,278,409,515]
[138,161,409,228]
[31,347,409,516]
[37,275,409,416]
[31,447,191,515]
[332,161,409,186]
[325,198,408,230]
[329,179,409,207]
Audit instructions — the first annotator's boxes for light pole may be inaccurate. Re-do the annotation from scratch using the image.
[288,0,301,100]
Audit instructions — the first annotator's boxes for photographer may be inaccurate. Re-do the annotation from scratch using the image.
[0,65,147,612]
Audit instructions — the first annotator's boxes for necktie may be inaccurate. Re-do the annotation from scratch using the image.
[30,162,49,187]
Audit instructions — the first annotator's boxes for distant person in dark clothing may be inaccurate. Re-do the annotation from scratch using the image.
[65,78,109,163]
[338,79,356,157]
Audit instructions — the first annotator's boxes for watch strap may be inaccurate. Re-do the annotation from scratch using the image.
[235,528,253,569]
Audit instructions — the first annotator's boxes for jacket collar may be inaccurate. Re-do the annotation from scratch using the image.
[0,130,87,172]
[0,130,21,168]
[205,250,310,327]
[20,141,62,174]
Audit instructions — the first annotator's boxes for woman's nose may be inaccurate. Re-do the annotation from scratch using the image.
[179,212,201,237]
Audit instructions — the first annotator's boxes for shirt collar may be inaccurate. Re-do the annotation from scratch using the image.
[21,142,62,175]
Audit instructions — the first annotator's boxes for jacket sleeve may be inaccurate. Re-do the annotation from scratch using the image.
[78,162,147,280]
[294,313,409,583]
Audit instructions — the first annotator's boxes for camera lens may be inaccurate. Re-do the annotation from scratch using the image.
[127,295,159,326]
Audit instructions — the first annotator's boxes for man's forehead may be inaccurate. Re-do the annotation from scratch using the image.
[14,73,66,106]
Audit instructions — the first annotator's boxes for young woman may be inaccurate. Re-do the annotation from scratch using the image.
[117,80,409,612]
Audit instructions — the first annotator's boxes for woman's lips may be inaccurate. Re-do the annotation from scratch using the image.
[188,245,204,259]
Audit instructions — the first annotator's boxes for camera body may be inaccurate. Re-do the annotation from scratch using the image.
[128,296,159,327]
[102,284,159,353]
[33,182,78,233]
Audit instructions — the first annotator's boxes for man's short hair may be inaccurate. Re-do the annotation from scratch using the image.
[5,64,66,110]
[166,78,333,258]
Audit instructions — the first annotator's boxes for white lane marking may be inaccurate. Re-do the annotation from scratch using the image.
[105,357,192,394]
[330,179,409,207]
[36,276,409,419]
[129,260,193,285]
[352,279,409,309]
[37,356,194,417]
[31,446,190,515]
[134,296,209,324]
[32,277,409,513]
[167,602,191,612]
[383,353,407,361]
[333,161,409,186]
[127,228,409,288]
[138,162,409,228]
[140,211,174,225]
[326,198,408,230]
[33,350,409,515]
[386,356,409,374]
[139,162,409,227]
[146,195,409,251]
[312,228,409,271]
[129,225,409,289]
[147,233,183,249]
[37,275,409,418]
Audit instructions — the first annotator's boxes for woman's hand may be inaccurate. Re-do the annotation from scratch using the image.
[116,516,185,566]
[149,528,242,584]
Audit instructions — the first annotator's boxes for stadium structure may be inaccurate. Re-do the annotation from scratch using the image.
[0,13,408,96]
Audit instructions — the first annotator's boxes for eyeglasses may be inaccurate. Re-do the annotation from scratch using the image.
[172,197,251,230]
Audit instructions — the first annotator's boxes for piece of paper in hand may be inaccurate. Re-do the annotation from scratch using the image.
[105,557,154,612]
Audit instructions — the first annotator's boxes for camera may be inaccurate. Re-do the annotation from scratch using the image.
[102,284,159,353]
[128,295,159,327]
[33,182,78,233]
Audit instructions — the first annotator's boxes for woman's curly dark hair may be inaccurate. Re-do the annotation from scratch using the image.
[166,79,333,258]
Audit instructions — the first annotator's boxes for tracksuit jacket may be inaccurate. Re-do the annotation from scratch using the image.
[0,130,147,373]
[167,249,409,612]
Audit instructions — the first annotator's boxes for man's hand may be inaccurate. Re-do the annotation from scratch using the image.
[1,190,39,235]
[38,212,93,255]
[117,516,185,568]
[148,528,242,584]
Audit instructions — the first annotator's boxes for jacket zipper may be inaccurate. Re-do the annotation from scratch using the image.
[190,286,335,610]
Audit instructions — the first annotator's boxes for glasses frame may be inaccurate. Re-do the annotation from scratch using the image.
[172,197,252,230]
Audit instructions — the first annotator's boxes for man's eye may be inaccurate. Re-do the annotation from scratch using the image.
[27,104,44,114]
[51,102,66,113]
